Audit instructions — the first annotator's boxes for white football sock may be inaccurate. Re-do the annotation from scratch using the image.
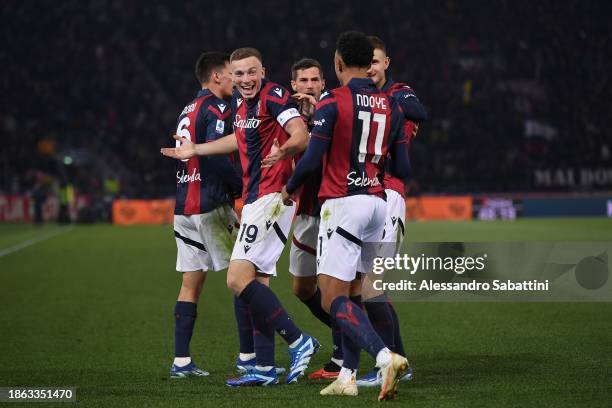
[239,352,256,361]
[331,357,343,367]
[255,365,274,372]
[173,357,191,367]
[288,334,303,348]
[338,367,356,384]
[375,347,392,368]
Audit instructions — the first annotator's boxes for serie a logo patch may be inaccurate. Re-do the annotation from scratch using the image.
[215,119,225,134]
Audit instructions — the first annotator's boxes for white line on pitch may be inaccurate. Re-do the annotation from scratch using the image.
[0,226,75,258]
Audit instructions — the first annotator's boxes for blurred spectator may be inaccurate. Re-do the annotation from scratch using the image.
[1,0,609,196]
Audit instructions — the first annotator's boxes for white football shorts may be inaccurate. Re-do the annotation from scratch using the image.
[230,192,295,276]
[317,195,386,282]
[381,188,406,251]
[174,205,239,272]
[289,214,320,277]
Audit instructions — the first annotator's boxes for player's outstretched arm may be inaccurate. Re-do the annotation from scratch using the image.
[261,118,309,167]
[161,133,238,160]
[285,134,328,196]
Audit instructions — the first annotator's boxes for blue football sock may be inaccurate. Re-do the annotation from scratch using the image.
[301,287,331,327]
[350,294,363,308]
[250,306,275,367]
[174,301,197,358]
[340,330,360,370]
[233,296,254,354]
[364,294,396,351]
[331,319,344,361]
[330,296,386,361]
[388,301,406,356]
[240,280,302,345]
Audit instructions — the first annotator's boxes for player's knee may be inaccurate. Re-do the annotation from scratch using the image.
[292,278,317,301]
[226,273,243,295]
[178,271,206,302]
[320,292,335,314]
[349,277,362,298]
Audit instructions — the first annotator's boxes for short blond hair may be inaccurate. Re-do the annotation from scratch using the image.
[230,47,263,63]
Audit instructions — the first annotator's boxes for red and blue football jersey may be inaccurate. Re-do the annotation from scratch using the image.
[232,79,302,204]
[174,89,241,215]
[382,79,422,196]
[311,78,407,200]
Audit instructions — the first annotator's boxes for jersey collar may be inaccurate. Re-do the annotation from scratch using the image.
[347,77,377,89]
[381,77,395,93]
[196,88,212,99]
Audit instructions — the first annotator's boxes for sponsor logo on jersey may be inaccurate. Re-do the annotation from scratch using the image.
[273,87,283,98]
[215,119,225,134]
[313,118,326,127]
[181,102,197,115]
[320,91,330,98]
[218,103,227,113]
[177,168,202,184]
[233,114,261,129]
[347,171,381,187]
[237,98,243,108]
[356,94,388,110]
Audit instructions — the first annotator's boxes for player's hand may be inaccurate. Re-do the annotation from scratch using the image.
[292,92,317,106]
[281,185,292,206]
[160,135,196,160]
[411,123,419,140]
[292,93,316,117]
[262,138,286,167]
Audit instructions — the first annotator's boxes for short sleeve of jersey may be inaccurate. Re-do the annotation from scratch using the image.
[310,91,337,140]
[264,85,301,128]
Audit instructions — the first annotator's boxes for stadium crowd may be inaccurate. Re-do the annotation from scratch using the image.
[2,0,609,198]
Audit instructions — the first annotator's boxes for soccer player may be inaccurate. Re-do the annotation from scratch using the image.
[282,31,410,400]
[355,35,428,387]
[287,58,344,380]
[162,48,319,386]
[169,52,242,378]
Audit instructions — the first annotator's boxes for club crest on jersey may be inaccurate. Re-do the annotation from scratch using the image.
[347,171,381,187]
[218,103,227,113]
[176,168,202,184]
[273,87,283,98]
[233,114,261,129]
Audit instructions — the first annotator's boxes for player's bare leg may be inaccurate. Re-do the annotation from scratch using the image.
[292,275,317,301]
[227,260,257,294]
[178,270,207,302]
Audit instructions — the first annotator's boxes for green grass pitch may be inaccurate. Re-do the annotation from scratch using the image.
[1,218,611,407]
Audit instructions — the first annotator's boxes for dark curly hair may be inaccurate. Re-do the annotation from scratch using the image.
[335,31,373,68]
